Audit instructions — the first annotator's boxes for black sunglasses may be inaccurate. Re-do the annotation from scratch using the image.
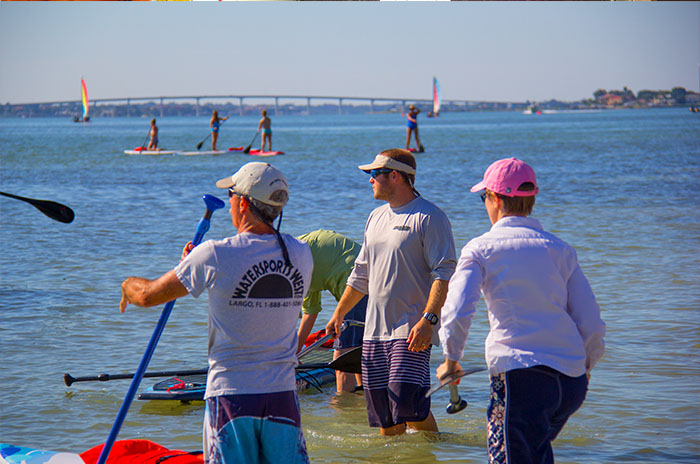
[370,168,394,179]
[480,192,488,203]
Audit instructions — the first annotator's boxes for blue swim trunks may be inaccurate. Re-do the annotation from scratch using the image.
[204,392,309,464]
[334,295,367,350]
[262,128,272,136]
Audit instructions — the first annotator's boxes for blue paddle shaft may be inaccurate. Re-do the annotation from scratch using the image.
[97,194,225,464]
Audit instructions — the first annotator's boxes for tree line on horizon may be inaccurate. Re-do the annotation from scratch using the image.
[590,86,698,108]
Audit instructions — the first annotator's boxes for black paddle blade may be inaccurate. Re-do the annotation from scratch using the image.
[329,346,362,374]
[32,199,75,223]
[0,192,75,224]
[196,141,204,150]
[243,131,258,154]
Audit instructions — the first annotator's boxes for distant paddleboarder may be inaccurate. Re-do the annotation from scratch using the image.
[406,105,424,152]
[209,110,228,151]
[148,118,159,150]
[258,109,272,152]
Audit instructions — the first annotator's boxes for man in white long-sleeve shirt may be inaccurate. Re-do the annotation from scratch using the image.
[437,157,605,464]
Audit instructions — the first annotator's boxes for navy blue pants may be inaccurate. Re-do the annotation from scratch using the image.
[487,366,588,464]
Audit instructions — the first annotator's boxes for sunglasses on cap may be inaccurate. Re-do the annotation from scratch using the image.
[369,168,394,178]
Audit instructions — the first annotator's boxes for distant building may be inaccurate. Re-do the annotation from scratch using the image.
[600,93,623,107]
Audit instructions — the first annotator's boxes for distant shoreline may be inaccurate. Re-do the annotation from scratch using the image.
[3,99,697,119]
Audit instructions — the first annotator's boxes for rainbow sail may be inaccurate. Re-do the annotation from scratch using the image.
[432,77,441,116]
[81,78,89,120]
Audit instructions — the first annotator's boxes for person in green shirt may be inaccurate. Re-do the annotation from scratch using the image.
[297,229,367,393]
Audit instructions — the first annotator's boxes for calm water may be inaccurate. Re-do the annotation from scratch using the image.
[1,109,698,463]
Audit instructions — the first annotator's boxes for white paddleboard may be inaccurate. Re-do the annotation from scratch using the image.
[175,150,230,156]
[0,443,84,464]
[124,149,176,155]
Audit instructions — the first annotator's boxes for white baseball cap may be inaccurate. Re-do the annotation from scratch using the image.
[216,162,289,207]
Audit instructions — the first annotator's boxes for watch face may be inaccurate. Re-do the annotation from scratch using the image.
[424,313,438,324]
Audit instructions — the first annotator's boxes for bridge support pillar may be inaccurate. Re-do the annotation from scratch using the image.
[307,97,311,116]
[275,97,279,116]
[239,97,244,117]
[196,98,200,118]
[339,98,343,115]
[160,97,164,118]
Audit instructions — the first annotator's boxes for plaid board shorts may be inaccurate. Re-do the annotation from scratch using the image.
[362,339,432,428]
[204,392,309,464]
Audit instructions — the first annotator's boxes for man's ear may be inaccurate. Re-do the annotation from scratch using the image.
[238,196,249,214]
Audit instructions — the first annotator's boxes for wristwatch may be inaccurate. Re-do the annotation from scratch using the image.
[422,312,439,325]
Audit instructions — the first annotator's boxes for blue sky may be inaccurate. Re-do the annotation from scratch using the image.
[1,2,698,105]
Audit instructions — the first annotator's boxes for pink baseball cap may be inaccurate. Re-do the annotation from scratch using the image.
[470,157,539,197]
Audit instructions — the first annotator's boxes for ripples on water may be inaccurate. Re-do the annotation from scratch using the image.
[0,109,698,463]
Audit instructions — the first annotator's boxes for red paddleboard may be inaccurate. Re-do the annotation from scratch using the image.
[81,440,202,463]
[249,149,284,157]
[228,147,283,156]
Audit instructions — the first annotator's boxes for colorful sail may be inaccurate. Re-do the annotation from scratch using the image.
[432,77,441,116]
[81,78,89,120]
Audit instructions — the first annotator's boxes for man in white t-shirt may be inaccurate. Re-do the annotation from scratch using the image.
[326,149,456,436]
[119,162,313,464]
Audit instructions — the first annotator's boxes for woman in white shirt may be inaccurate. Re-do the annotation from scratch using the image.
[437,157,605,464]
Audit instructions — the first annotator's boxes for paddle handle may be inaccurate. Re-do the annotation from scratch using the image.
[96,194,224,464]
[446,384,468,414]
[449,384,460,404]
[297,321,347,360]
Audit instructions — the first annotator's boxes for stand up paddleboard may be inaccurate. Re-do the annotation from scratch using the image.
[138,367,335,401]
[249,149,284,157]
[1,441,203,464]
[228,147,285,157]
[175,150,231,156]
[138,348,338,401]
[0,443,84,464]
[124,148,176,155]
